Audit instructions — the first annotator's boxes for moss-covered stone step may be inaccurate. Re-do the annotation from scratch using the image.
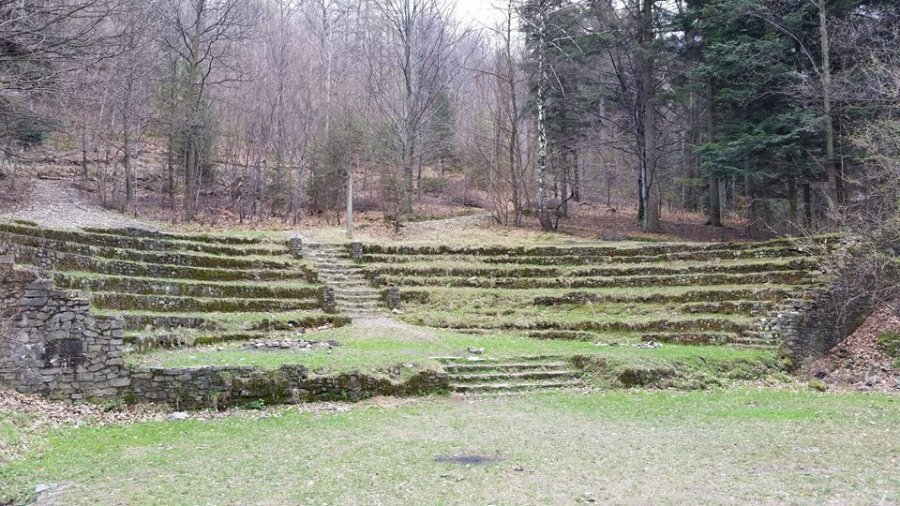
[639,332,743,345]
[52,272,321,300]
[442,361,572,373]
[119,313,221,331]
[8,247,316,282]
[532,288,797,306]
[378,270,813,289]
[357,236,827,258]
[117,311,349,332]
[524,330,613,341]
[360,246,813,266]
[0,231,296,270]
[425,317,751,334]
[124,330,325,350]
[247,314,351,331]
[679,301,780,315]
[91,293,321,313]
[437,356,585,393]
[450,370,579,384]
[364,259,816,279]
[81,226,268,245]
[449,380,584,393]
[0,223,281,256]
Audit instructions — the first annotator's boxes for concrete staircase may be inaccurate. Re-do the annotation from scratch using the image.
[437,356,586,394]
[303,241,383,318]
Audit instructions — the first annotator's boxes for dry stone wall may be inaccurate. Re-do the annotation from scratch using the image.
[762,284,873,363]
[0,257,447,406]
[129,365,448,409]
[0,258,129,400]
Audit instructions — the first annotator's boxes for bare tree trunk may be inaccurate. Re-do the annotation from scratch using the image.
[803,178,813,229]
[817,0,842,208]
[744,162,764,238]
[709,176,722,227]
[571,147,580,202]
[81,116,89,179]
[788,176,798,231]
[166,136,175,200]
[640,0,660,232]
[123,90,134,208]
[505,0,522,226]
[560,149,569,218]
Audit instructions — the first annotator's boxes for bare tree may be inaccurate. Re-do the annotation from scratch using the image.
[477,0,529,226]
[0,0,122,152]
[158,0,255,221]
[366,0,464,214]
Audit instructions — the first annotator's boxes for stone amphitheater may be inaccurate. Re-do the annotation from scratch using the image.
[0,219,842,409]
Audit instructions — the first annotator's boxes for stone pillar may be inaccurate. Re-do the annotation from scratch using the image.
[385,287,401,310]
[290,237,303,258]
[321,286,337,314]
[351,242,363,262]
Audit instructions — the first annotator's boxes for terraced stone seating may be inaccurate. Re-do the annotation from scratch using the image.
[0,223,347,352]
[353,239,825,348]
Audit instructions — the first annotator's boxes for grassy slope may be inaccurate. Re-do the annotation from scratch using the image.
[1,389,897,505]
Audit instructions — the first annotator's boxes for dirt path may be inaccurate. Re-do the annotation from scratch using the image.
[0,179,159,230]
[402,212,492,237]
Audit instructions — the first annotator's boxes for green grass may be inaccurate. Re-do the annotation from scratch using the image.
[364,255,809,272]
[307,222,608,246]
[128,324,775,372]
[0,414,28,464]
[2,389,897,504]
[878,331,900,361]
[400,306,755,331]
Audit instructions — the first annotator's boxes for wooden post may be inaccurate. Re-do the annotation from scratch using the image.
[346,170,353,239]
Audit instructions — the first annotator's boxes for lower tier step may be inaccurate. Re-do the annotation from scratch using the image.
[450,379,584,393]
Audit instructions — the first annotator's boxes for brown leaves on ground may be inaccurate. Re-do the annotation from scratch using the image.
[808,304,900,392]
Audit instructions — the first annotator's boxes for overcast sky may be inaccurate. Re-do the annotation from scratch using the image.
[454,0,506,28]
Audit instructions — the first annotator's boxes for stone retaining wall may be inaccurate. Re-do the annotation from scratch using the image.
[0,258,129,400]
[761,283,872,363]
[0,257,447,406]
[129,365,449,409]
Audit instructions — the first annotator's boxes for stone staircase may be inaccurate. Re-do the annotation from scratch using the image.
[437,356,586,394]
[302,241,383,318]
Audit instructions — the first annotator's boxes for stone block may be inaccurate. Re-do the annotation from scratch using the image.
[22,297,48,308]
[109,377,131,388]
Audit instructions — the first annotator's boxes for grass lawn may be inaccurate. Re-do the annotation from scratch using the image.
[127,323,777,375]
[1,389,897,505]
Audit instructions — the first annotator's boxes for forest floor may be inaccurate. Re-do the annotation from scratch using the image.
[1,141,753,243]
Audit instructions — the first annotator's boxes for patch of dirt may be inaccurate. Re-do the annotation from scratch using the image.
[522,202,752,243]
[807,304,900,392]
[402,212,493,236]
[350,315,438,340]
[433,453,505,465]
[0,178,159,230]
